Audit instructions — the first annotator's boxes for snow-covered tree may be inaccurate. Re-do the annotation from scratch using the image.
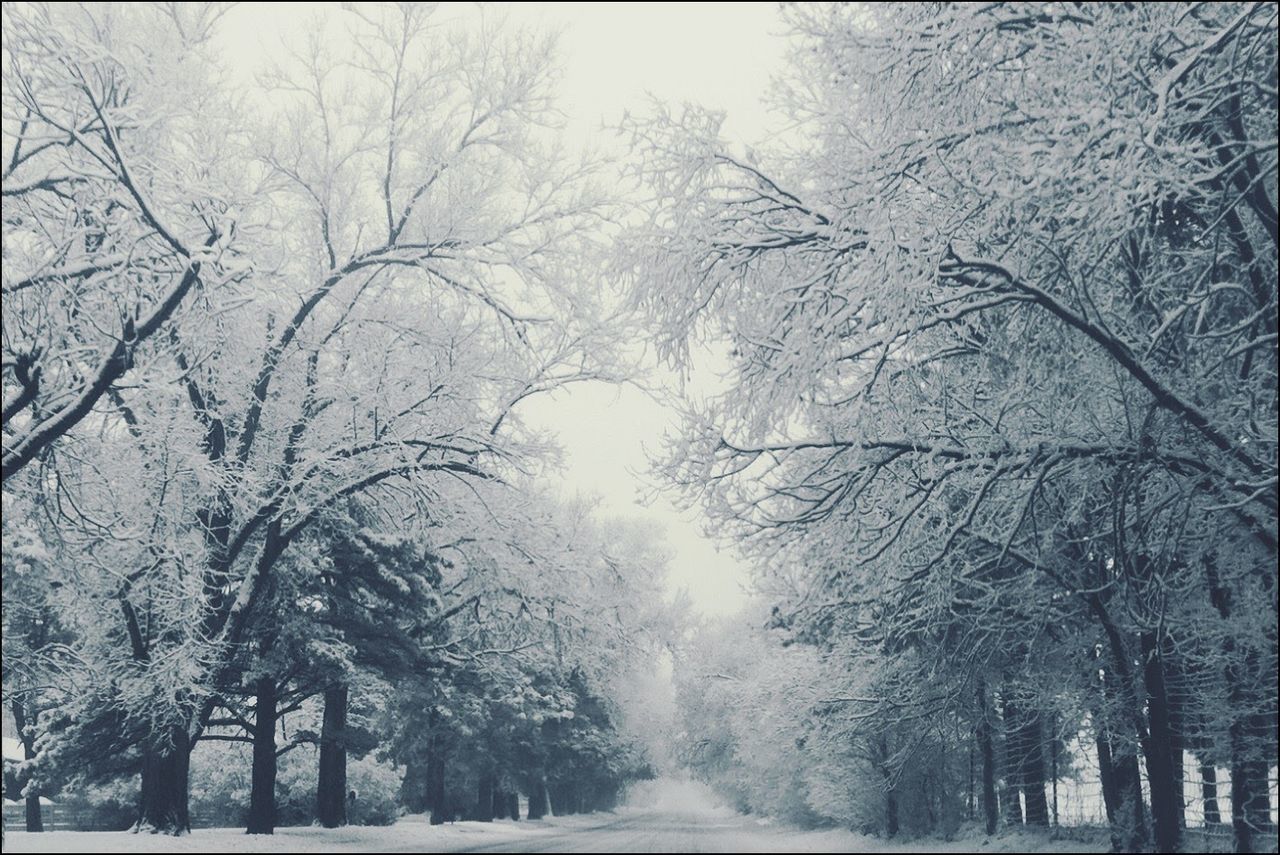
[2,3,249,483]
[4,1,637,836]
[627,4,1276,851]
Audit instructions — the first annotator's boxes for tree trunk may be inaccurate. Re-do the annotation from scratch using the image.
[600,782,620,812]
[476,771,495,822]
[247,677,278,834]
[548,780,570,816]
[1139,630,1183,853]
[967,739,975,821]
[24,794,42,834]
[1113,744,1148,853]
[317,684,348,828]
[999,692,1024,828]
[1229,651,1277,853]
[1018,714,1050,827]
[1229,752,1270,854]
[920,774,937,832]
[1205,558,1276,854]
[1200,763,1222,826]
[1002,685,1050,828]
[1096,725,1121,850]
[1050,725,1059,827]
[1096,713,1151,853]
[1089,599,1150,852]
[12,702,43,833]
[507,791,520,821]
[563,780,580,815]
[1163,645,1188,834]
[401,756,428,814]
[528,779,549,820]
[1228,753,1254,854]
[427,751,447,825]
[136,723,191,834]
[885,784,899,838]
[492,782,504,820]
[977,680,999,836]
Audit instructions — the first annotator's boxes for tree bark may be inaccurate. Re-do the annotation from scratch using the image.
[136,724,191,834]
[1162,644,1188,834]
[1013,702,1050,828]
[12,702,43,833]
[1050,724,1059,828]
[1200,763,1222,826]
[885,784,899,838]
[999,692,1024,828]
[246,677,278,834]
[24,793,43,834]
[1228,734,1272,855]
[1096,725,1121,850]
[1112,742,1148,853]
[427,750,447,825]
[967,739,975,822]
[1228,647,1277,852]
[1096,708,1152,853]
[1139,630,1183,853]
[1205,558,1276,854]
[977,680,999,835]
[1088,598,1150,851]
[548,781,571,816]
[476,771,495,822]
[317,684,348,828]
[527,779,549,820]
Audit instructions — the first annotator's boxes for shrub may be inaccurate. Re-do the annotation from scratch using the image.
[346,754,403,826]
[186,738,403,827]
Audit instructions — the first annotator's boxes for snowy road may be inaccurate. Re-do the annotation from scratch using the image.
[411,809,1105,854]
[422,809,863,853]
[2,807,1105,854]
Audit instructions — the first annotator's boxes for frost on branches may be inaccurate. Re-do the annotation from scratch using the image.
[3,2,656,840]
[625,4,1277,854]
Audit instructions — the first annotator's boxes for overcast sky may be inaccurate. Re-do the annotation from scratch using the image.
[216,2,789,615]
[496,3,788,617]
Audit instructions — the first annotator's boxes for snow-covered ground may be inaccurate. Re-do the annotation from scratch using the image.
[3,814,576,854]
[2,808,1108,853]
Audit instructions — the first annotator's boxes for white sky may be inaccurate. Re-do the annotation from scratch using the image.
[215,2,791,615]
[495,3,789,617]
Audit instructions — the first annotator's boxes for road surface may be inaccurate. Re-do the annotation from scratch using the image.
[427,808,860,853]
[2,806,1102,853]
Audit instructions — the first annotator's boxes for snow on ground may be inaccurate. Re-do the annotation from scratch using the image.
[2,810,1110,854]
[1,814,559,853]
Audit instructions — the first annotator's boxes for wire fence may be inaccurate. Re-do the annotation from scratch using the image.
[1047,735,1277,848]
